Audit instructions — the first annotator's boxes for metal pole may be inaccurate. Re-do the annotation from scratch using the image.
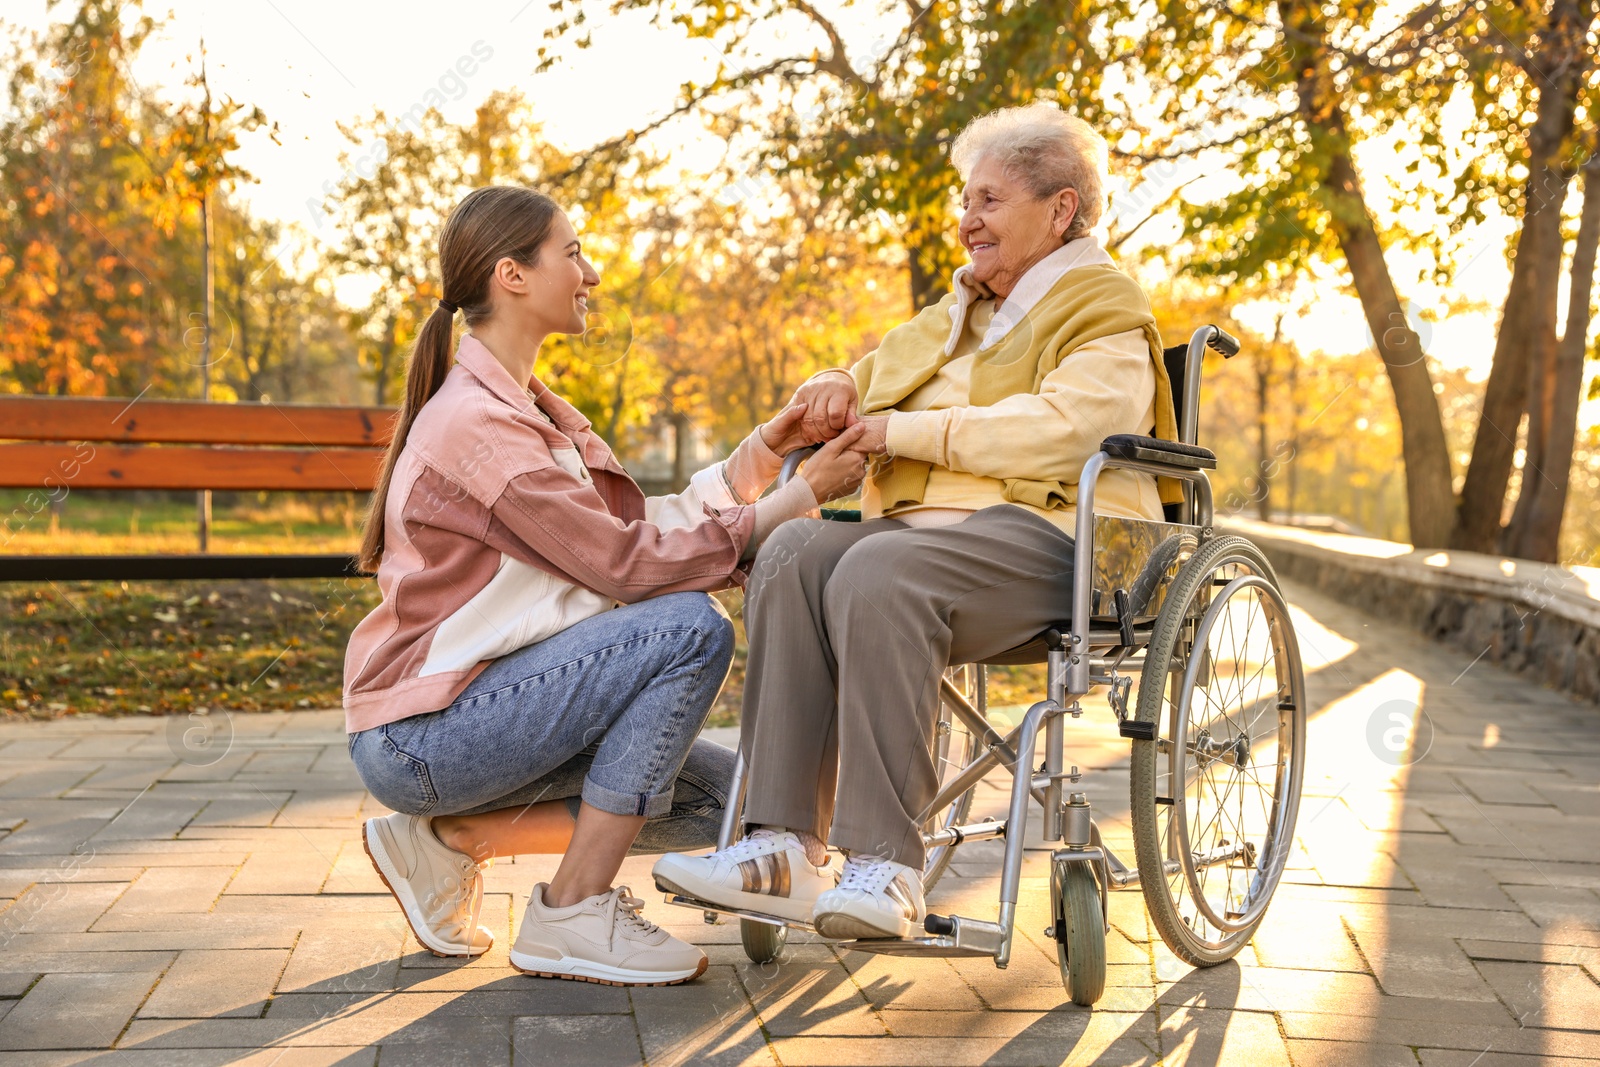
[197,185,212,553]
[196,47,212,554]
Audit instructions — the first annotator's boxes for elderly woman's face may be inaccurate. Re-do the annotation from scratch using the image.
[958,155,1078,298]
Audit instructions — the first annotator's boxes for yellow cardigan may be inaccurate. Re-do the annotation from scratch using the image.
[853,262,1181,514]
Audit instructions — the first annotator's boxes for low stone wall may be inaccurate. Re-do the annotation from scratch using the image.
[1222,518,1600,702]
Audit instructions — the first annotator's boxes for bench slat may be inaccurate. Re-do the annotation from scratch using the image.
[0,396,396,447]
[0,554,369,582]
[0,443,382,492]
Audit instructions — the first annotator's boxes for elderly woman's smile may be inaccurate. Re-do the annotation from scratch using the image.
[958,144,1088,299]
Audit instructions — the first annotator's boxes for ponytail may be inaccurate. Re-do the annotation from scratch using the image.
[356,185,560,573]
[357,304,457,572]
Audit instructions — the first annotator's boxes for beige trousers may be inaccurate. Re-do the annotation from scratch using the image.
[739,505,1077,868]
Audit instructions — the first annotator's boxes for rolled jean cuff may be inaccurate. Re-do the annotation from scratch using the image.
[582,777,674,819]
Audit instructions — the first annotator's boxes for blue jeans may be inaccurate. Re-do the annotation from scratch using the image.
[348,591,737,854]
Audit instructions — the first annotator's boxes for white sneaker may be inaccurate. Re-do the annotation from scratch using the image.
[362,812,493,957]
[652,830,835,924]
[510,883,706,986]
[812,854,926,940]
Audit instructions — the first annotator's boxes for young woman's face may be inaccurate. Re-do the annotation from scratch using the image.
[528,212,600,335]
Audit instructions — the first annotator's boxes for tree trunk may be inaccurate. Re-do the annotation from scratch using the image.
[1452,0,1591,551]
[1254,330,1273,522]
[1283,0,1455,547]
[373,314,397,407]
[906,227,947,311]
[1285,342,1301,523]
[1327,150,1457,547]
[1502,150,1600,562]
[671,407,692,492]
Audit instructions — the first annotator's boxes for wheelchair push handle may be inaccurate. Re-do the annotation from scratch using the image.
[1206,327,1241,358]
[777,446,817,488]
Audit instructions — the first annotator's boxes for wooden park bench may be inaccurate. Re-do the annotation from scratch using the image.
[0,395,394,582]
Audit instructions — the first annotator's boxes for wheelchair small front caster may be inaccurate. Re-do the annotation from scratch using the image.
[1049,857,1106,1006]
[740,918,787,964]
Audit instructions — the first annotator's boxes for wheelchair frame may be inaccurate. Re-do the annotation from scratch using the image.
[663,325,1305,993]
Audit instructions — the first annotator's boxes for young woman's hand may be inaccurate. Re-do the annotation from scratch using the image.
[759,403,816,457]
[798,423,870,503]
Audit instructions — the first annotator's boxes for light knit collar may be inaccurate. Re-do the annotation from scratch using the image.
[943,237,1115,355]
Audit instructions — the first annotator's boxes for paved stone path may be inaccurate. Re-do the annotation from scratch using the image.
[1,580,1598,1065]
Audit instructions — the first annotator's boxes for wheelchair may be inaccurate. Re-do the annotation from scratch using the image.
[660,325,1308,1007]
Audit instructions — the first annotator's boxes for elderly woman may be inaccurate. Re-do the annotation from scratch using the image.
[653,103,1181,940]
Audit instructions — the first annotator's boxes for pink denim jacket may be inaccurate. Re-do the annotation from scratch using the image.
[342,335,761,733]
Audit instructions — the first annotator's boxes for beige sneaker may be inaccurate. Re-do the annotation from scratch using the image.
[363,812,493,957]
[510,883,707,986]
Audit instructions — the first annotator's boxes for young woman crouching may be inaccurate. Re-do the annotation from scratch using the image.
[343,186,866,986]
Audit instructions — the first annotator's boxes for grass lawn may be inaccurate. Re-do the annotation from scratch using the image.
[2,493,1045,722]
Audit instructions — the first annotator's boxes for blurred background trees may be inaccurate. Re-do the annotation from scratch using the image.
[2,0,1598,565]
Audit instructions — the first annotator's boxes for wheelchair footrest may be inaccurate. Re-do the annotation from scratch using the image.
[657,890,817,934]
[1118,720,1158,741]
[841,913,1005,957]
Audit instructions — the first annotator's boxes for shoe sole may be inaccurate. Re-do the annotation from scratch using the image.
[652,872,818,926]
[813,909,921,941]
[509,949,708,987]
[362,820,488,959]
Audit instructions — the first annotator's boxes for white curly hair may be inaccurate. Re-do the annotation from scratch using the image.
[949,103,1108,241]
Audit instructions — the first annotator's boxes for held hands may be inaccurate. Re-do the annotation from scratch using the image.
[790,374,859,443]
[797,423,871,503]
[759,403,817,457]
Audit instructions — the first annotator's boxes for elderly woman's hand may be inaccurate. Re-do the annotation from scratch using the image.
[852,415,890,456]
[791,373,858,443]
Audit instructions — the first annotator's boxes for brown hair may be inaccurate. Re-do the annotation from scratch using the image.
[358,186,560,571]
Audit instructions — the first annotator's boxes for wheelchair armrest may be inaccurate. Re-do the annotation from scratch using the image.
[1100,434,1216,471]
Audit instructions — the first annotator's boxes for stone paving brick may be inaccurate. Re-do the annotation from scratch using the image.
[1476,960,1600,1030]
[277,929,407,995]
[240,748,320,776]
[1348,929,1500,1001]
[78,1051,376,1067]
[0,880,125,933]
[512,1015,642,1066]
[1418,1051,1600,1066]
[0,975,35,998]
[138,948,289,1019]
[0,970,159,1051]
[376,1036,511,1067]
[188,797,291,828]
[103,865,235,916]
[630,969,775,1067]
[122,1011,513,1048]
[1279,1013,1600,1058]
[1499,883,1600,929]
[224,850,336,896]
[69,761,175,794]
[1287,1039,1423,1066]
[1157,1005,1292,1065]
[734,955,881,1037]
[89,796,208,843]
[320,841,387,896]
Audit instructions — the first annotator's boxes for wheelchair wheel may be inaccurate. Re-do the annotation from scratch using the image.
[1050,857,1106,1006]
[1128,535,1307,966]
[740,918,787,964]
[922,664,982,890]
